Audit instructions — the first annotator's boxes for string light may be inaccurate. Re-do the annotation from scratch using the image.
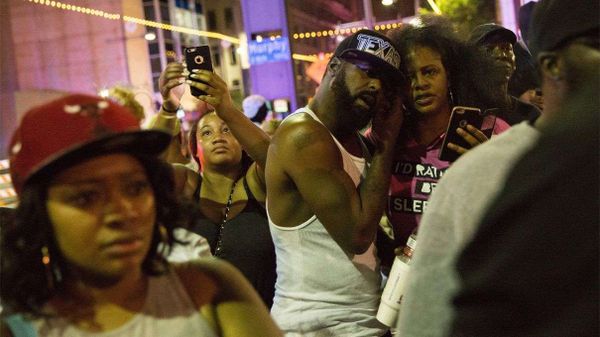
[26,0,403,49]
[374,22,402,31]
[292,52,333,63]
[292,54,317,62]
[293,23,401,40]
[25,0,239,43]
[122,16,240,44]
[27,0,122,19]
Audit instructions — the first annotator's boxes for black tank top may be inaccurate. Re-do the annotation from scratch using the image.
[190,176,276,309]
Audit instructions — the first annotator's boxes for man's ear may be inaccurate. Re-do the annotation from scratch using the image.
[538,52,562,80]
[328,57,342,74]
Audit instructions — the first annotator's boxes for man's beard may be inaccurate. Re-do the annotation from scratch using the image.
[330,67,375,132]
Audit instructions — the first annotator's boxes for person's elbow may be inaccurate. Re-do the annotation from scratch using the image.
[347,235,374,254]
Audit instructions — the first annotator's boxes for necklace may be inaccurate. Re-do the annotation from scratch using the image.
[213,179,237,256]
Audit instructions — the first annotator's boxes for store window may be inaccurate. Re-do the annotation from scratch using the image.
[213,49,221,67]
[175,0,189,9]
[160,4,170,23]
[230,47,237,65]
[143,3,155,19]
[224,7,234,28]
[207,10,217,30]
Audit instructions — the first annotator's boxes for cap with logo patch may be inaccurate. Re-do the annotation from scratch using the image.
[333,29,402,76]
[8,94,171,194]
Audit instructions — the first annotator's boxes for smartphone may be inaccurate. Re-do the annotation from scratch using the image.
[184,46,213,97]
[438,106,496,162]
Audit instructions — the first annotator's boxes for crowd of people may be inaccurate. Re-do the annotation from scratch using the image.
[1,0,597,336]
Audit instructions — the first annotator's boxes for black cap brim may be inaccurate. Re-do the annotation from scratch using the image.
[338,49,403,77]
[470,25,517,46]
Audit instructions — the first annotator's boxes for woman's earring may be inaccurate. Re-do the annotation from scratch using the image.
[41,246,55,290]
[41,245,62,290]
[448,87,455,105]
[159,223,169,245]
[154,223,170,268]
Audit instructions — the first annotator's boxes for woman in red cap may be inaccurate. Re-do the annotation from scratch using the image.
[153,63,277,309]
[0,94,281,337]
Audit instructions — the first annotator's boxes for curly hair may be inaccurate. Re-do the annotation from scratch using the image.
[388,20,508,115]
[0,154,193,315]
[106,86,146,122]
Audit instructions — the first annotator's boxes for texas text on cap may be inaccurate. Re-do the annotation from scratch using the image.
[469,23,517,46]
[8,93,170,194]
[333,29,401,75]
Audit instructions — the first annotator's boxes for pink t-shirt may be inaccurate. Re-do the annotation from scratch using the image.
[387,118,510,246]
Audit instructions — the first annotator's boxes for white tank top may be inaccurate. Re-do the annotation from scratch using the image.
[268,107,386,336]
[23,269,217,337]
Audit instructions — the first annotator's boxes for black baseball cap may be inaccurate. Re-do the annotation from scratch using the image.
[332,29,402,76]
[528,0,599,58]
[469,23,517,46]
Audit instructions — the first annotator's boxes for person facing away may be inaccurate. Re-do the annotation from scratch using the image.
[0,94,282,337]
[242,94,269,126]
[265,29,404,336]
[468,23,541,125]
[452,0,599,335]
[243,94,281,136]
[377,21,511,268]
[149,62,277,309]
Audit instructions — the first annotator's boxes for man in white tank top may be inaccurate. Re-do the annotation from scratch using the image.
[265,29,405,336]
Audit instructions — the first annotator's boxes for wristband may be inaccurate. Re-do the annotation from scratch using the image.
[162,103,180,114]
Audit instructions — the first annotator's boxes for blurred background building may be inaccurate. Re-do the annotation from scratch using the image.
[0,0,532,206]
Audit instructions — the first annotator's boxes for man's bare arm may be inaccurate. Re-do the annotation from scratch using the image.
[272,115,398,254]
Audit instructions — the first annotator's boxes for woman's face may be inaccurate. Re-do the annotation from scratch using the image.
[195,112,243,170]
[406,46,451,116]
[46,154,156,280]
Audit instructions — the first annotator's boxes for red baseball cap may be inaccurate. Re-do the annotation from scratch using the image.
[8,94,171,194]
